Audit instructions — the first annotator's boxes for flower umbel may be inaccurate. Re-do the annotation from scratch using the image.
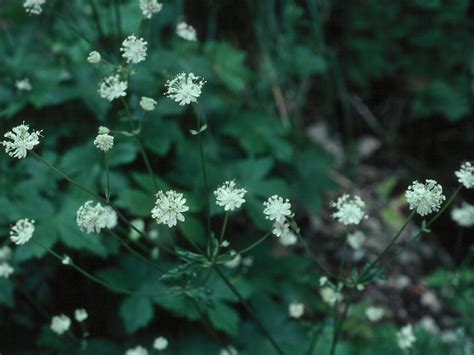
[263,195,293,223]
[151,190,189,228]
[10,219,35,245]
[98,75,127,101]
[87,51,101,64]
[74,309,88,322]
[330,194,367,225]
[405,179,445,216]
[0,263,14,279]
[16,78,32,91]
[153,336,168,350]
[365,306,384,322]
[176,22,197,41]
[214,180,247,211]
[455,162,474,189]
[140,97,157,111]
[94,127,114,152]
[23,0,46,15]
[165,73,205,106]
[50,314,71,335]
[76,201,117,234]
[451,203,474,227]
[120,35,148,64]
[397,324,416,350]
[126,346,148,355]
[2,123,42,159]
[347,231,366,250]
[140,0,163,19]
[288,302,304,319]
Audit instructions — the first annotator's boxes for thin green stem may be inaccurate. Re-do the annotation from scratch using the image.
[219,213,229,244]
[136,138,158,192]
[87,0,105,41]
[113,0,123,41]
[329,291,353,355]
[104,152,110,201]
[305,324,323,355]
[238,231,272,255]
[214,266,285,355]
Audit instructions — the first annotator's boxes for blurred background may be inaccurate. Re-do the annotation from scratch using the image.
[0,0,473,354]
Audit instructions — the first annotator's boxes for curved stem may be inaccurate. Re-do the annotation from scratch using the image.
[104,151,110,201]
[136,138,158,192]
[238,231,272,255]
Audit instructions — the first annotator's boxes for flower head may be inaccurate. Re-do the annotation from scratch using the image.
[405,180,445,216]
[214,180,247,211]
[74,309,88,322]
[224,251,241,269]
[76,201,117,234]
[220,346,238,355]
[0,263,14,278]
[330,194,367,225]
[347,231,366,250]
[87,51,101,64]
[0,246,12,261]
[62,255,72,265]
[151,190,189,228]
[98,75,127,101]
[455,162,474,189]
[176,22,197,41]
[451,203,474,227]
[263,195,293,223]
[365,306,384,322]
[50,314,71,335]
[320,287,343,306]
[16,78,32,91]
[165,73,205,106]
[10,219,35,245]
[397,324,416,350]
[153,336,168,351]
[288,302,304,319]
[94,127,114,152]
[140,0,163,19]
[3,123,42,159]
[23,0,46,15]
[126,346,148,355]
[272,221,297,246]
[121,35,148,64]
[140,97,157,111]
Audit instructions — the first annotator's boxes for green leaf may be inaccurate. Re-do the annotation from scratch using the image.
[120,295,154,334]
[208,302,240,337]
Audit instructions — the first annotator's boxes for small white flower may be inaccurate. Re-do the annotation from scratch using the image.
[455,162,474,189]
[451,203,474,227]
[0,262,14,278]
[220,346,238,355]
[405,180,446,216]
[288,302,304,319]
[165,72,206,106]
[74,308,88,322]
[87,51,101,64]
[16,78,32,91]
[176,22,197,41]
[242,256,254,267]
[151,190,189,228]
[121,35,147,64]
[330,194,367,225]
[263,195,293,223]
[76,201,116,234]
[272,221,297,246]
[10,219,35,245]
[397,324,416,350]
[365,306,384,322]
[62,255,72,265]
[140,0,163,19]
[50,314,71,335]
[153,336,168,351]
[319,276,328,287]
[125,345,148,355]
[320,287,343,306]
[0,246,12,261]
[347,231,366,250]
[221,240,230,248]
[224,251,241,269]
[2,123,42,159]
[418,316,439,334]
[23,0,46,15]
[129,219,145,241]
[94,128,114,152]
[214,180,247,211]
[98,74,127,101]
[140,97,157,111]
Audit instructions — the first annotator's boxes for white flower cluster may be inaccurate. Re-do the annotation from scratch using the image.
[98,74,128,101]
[365,306,384,322]
[451,203,474,227]
[2,123,42,159]
[23,0,46,15]
[224,250,242,269]
[16,78,32,91]
[10,219,35,245]
[220,346,238,355]
[126,345,148,355]
[165,73,205,106]
[74,308,88,322]
[455,162,474,189]
[263,195,297,243]
[0,246,14,279]
[405,179,445,216]
[320,286,343,306]
[76,201,117,234]
[397,324,416,350]
[347,231,366,250]
[214,180,247,211]
[140,97,157,111]
[176,22,197,41]
[288,302,304,319]
[330,194,367,225]
[93,126,114,152]
[140,0,163,19]
[151,190,189,228]
[87,51,101,64]
[50,314,71,335]
[272,221,297,246]
[121,35,148,64]
[153,336,168,350]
